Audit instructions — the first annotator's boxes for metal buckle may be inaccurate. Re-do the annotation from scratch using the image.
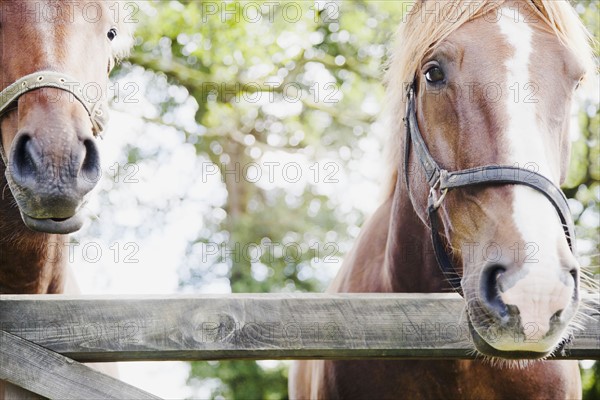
[429,176,448,210]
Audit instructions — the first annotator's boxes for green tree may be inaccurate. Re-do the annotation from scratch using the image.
[120,2,401,397]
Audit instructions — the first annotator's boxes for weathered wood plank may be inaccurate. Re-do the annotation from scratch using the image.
[0,331,161,399]
[0,380,45,400]
[0,294,598,361]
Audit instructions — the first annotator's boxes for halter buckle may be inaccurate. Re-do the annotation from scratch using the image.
[429,176,448,210]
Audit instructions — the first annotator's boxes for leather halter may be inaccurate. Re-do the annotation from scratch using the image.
[403,82,576,295]
[0,70,109,166]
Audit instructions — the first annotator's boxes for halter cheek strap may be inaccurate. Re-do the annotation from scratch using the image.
[403,82,576,295]
[0,71,109,166]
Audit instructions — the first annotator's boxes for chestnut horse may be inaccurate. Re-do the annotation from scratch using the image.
[0,0,133,396]
[290,0,595,398]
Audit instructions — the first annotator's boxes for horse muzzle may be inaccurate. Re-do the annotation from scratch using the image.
[465,261,579,358]
[6,169,94,234]
[0,71,108,234]
[5,131,100,234]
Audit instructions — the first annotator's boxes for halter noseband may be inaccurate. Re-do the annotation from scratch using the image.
[404,82,576,295]
[0,70,109,166]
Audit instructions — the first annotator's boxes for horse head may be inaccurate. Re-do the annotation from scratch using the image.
[389,0,595,359]
[0,0,133,234]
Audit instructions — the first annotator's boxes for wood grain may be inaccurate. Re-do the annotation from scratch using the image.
[0,330,160,399]
[0,294,597,362]
[0,380,45,400]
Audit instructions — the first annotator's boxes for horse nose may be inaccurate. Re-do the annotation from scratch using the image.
[480,262,577,340]
[79,138,102,187]
[480,263,510,320]
[9,132,100,204]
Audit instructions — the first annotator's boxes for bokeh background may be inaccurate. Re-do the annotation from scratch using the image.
[71,1,598,398]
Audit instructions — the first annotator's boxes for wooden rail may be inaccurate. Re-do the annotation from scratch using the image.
[1,293,598,399]
[1,293,598,362]
[0,330,160,399]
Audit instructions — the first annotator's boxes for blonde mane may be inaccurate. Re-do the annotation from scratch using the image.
[382,0,597,200]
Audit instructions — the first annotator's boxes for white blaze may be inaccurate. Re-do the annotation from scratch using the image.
[493,7,573,348]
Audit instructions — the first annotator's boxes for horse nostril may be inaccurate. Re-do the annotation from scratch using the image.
[11,133,37,182]
[80,138,101,185]
[481,264,509,319]
[569,268,580,301]
[569,268,578,283]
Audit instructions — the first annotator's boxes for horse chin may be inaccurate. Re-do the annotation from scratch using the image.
[10,187,89,234]
[20,212,84,234]
[467,320,552,361]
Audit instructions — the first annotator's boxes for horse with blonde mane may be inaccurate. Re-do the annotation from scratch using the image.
[0,0,133,396]
[290,0,596,398]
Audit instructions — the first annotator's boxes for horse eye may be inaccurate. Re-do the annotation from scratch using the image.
[425,66,445,83]
[107,28,117,41]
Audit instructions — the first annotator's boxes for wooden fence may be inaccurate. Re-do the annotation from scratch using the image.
[1,293,598,399]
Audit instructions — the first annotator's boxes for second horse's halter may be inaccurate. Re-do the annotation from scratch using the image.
[403,81,576,294]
